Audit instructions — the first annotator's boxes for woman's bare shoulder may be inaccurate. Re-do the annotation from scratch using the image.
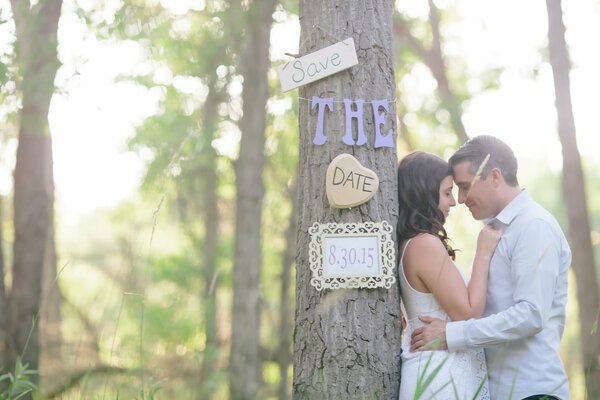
[408,233,447,252]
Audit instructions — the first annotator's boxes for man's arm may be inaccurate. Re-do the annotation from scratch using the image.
[412,219,562,352]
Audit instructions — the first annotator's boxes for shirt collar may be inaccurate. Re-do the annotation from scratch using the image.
[486,189,529,227]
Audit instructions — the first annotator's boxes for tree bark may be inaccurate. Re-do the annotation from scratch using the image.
[9,0,62,383]
[546,0,600,398]
[294,1,402,398]
[229,0,277,399]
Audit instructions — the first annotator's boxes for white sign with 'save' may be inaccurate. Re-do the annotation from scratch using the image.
[279,38,358,92]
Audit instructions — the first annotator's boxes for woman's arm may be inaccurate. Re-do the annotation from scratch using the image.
[404,227,501,321]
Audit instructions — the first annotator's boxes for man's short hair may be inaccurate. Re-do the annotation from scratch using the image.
[448,135,519,187]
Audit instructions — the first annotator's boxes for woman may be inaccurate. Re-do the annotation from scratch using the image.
[397,151,501,400]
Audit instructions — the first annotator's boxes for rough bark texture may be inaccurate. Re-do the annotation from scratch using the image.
[546,0,600,397]
[293,1,402,399]
[9,0,62,382]
[229,1,277,399]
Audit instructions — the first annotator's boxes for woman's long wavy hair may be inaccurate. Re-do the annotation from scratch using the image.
[397,151,456,259]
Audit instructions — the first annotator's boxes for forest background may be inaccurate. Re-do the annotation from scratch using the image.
[0,0,599,399]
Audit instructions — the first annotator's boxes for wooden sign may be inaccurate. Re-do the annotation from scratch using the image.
[308,221,396,290]
[279,38,358,92]
[326,154,379,208]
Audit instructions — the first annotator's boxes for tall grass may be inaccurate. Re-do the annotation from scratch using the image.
[408,344,489,400]
[0,358,38,400]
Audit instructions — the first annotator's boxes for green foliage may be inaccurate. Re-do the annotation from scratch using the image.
[279,0,298,15]
[135,376,167,400]
[393,5,503,151]
[414,350,450,399]
[0,358,38,400]
[47,1,600,399]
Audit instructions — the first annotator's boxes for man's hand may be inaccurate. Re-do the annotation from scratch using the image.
[410,316,448,352]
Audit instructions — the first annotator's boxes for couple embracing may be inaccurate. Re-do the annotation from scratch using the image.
[397,136,570,400]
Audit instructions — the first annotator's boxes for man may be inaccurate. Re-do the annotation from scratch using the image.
[410,135,571,400]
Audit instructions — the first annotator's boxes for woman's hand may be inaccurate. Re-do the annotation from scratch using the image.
[476,224,503,259]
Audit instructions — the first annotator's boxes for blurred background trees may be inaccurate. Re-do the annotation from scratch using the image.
[1,1,62,396]
[0,0,597,398]
[546,0,599,397]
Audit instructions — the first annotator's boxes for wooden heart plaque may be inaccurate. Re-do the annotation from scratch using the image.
[325,154,379,208]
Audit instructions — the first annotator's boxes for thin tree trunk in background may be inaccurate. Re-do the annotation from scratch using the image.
[229,0,277,399]
[11,135,53,374]
[40,158,61,375]
[294,1,402,398]
[393,1,469,144]
[546,1,600,398]
[278,182,297,400]
[0,198,10,371]
[425,0,468,143]
[8,0,62,384]
[199,86,221,399]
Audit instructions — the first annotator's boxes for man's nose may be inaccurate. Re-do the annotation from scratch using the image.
[458,190,467,204]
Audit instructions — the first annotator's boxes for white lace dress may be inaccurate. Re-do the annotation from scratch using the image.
[399,240,490,400]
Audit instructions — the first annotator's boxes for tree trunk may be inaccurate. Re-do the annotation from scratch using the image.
[40,151,62,376]
[9,0,62,383]
[546,0,600,398]
[11,134,54,374]
[425,0,468,144]
[229,1,277,399]
[0,197,10,370]
[393,2,469,144]
[278,182,297,400]
[199,87,221,399]
[293,1,402,399]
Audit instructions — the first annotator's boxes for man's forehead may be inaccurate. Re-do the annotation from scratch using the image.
[451,161,475,181]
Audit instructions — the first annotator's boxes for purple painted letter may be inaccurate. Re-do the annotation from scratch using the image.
[343,98,366,146]
[311,96,334,145]
[372,99,394,148]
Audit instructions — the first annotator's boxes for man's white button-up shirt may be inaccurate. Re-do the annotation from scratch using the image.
[446,190,571,400]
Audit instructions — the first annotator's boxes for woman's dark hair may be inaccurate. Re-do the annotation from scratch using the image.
[397,151,456,259]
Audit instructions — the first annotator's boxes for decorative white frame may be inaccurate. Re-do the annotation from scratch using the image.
[308,221,396,290]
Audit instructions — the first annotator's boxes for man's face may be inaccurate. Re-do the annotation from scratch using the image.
[452,160,497,220]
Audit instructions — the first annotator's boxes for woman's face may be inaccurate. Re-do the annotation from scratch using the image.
[438,175,456,220]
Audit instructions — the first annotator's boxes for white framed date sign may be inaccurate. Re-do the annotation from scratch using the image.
[308,221,396,290]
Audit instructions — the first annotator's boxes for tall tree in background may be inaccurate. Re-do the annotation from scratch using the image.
[293,0,402,398]
[546,0,600,397]
[229,0,278,399]
[394,0,469,144]
[197,79,223,399]
[7,0,61,382]
[107,3,236,395]
[278,182,296,400]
